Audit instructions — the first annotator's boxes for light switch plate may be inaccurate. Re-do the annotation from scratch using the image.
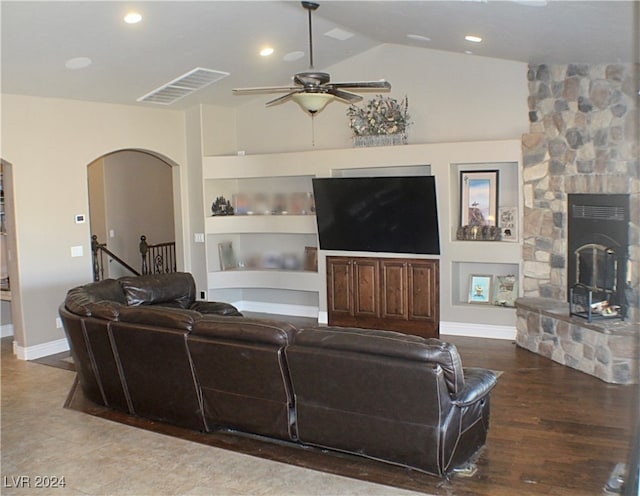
[70,245,83,257]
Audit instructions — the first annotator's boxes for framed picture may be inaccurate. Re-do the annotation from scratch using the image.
[304,246,318,271]
[218,241,237,270]
[498,206,518,242]
[460,170,499,227]
[493,274,518,307]
[468,274,493,304]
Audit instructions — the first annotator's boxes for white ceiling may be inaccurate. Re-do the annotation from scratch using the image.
[1,1,637,110]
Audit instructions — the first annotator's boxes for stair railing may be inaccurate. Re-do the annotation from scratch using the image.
[139,235,176,275]
[91,235,140,281]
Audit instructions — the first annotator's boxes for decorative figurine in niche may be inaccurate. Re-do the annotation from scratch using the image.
[212,196,234,216]
[456,224,501,241]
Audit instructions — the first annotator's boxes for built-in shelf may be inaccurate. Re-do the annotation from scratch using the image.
[203,160,320,314]
[207,269,319,292]
[205,215,316,234]
[202,139,523,331]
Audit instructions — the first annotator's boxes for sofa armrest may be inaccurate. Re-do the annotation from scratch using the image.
[452,368,497,407]
[189,301,242,316]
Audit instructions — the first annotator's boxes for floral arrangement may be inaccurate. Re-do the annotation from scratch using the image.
[346,95,411,137]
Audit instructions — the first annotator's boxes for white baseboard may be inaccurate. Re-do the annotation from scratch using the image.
[234,301,319,319]
[317,311,328,325]
[13,337,70,361]
[1,323,14,338]
[233,301,515,340]
[233,302,514,340]
[440,321,516,340]
[7,314,510,361]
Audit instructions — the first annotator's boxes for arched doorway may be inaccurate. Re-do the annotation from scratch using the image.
[87,149,175,279]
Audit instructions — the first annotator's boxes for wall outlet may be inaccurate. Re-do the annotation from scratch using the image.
[55,317,62,329]
[200,291,206,300]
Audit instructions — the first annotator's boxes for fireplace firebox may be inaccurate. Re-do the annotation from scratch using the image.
[568,194,629,321]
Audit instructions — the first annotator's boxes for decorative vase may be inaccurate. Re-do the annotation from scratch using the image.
[353,133,407,148]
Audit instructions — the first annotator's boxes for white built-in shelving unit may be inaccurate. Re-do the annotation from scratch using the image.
[202,140,522,338]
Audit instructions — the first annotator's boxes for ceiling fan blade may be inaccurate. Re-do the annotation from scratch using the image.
[265,90,302,107]
[327,88,363,104]
[233,85,299,95]
[329,80,392,90]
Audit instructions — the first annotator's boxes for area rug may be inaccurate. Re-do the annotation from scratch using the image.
[64,376,483,495]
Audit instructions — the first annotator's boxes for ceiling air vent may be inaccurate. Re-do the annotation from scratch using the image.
[137,67,230,105]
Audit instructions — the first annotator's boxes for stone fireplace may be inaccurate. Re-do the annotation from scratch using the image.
[516,63,639,384]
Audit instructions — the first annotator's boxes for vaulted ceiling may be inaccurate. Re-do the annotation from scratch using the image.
[1,1,636,110]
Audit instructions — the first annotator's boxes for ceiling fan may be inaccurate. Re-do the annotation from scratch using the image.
[232,1,391,115]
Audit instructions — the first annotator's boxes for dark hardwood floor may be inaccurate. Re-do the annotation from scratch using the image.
[61,331,638,496]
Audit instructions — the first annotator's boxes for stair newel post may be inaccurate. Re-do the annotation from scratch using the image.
[140,235,149,275]
[91,235,104,281]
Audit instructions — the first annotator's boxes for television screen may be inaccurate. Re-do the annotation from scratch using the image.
[312,176,440,255]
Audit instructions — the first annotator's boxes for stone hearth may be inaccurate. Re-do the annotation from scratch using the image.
[516,297,638,384]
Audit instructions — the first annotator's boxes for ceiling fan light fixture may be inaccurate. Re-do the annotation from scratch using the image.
[292,92,334,114]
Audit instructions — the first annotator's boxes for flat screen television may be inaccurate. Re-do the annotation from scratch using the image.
[312,175,440,255]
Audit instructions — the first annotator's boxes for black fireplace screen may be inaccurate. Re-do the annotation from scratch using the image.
[575,244,617,292]
[568,194,629,319]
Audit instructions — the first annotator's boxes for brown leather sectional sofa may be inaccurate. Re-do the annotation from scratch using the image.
[60,272,497,476]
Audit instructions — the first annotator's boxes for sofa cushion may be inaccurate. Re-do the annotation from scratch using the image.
[118,306,200,332]
[119,272,195,308]
[65,278,126,318]
[293,327,465,395]
[193,316,297,346]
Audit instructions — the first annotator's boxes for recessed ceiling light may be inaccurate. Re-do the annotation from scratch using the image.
[283,51,305,62]
[65,57,92,69]
[260,47,274,57]
[465,35,483,43]
[124,12,142,24]
[407,34,432,43]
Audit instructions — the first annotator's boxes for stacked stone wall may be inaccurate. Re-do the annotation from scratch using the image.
[522,63,639,322]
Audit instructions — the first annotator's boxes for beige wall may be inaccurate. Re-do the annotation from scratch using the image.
[1,94,186,353]
[1,43,529,356]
